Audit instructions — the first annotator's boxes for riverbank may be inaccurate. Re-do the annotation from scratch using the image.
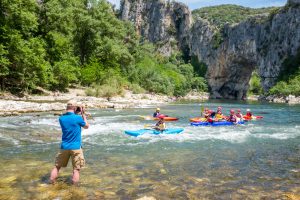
[1,89,299,117]
[260,95,300,104]
[0,89,209,116]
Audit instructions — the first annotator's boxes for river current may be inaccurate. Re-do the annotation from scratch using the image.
[0,101,300,199]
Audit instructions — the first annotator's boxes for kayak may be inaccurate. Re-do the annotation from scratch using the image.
[125,128,184,137]
[243,116,263,120]
[190,116,227,122]
[139,115,179,121]
[191,121,245,126]
[190,117,206,122]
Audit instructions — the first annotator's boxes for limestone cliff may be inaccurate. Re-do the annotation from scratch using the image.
[120,0,192,56]
[120,0,300,99]
[190,3,300,99]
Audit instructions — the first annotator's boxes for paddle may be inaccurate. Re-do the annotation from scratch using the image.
[144,124,156,129]
[139,115,154,120]
[200,105,204,117]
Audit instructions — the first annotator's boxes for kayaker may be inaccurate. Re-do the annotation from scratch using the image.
[153,108,161,117]
[235,109,244,121]
[246,109,253,118]
[215,106,223,121]
[227,109,237,123]
[50,100,89,185]
[203,109,214,123]
[154,116,166,131]
[202,108,209,121]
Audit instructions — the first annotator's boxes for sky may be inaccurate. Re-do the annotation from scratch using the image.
[108,0,287,10]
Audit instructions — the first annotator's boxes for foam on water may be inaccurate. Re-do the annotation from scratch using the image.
[0,133,20,145]
[1,102,300,147]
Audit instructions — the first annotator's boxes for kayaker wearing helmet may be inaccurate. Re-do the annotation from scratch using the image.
[203,108,210,121]
[236,109,244,122]
[153,108,162,117]
[227,109,237,122]
[215,106,223,121]
[246,109,252,118]
[154,116,166,131]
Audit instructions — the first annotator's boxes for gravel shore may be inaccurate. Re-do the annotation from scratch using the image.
[0,89,209,116]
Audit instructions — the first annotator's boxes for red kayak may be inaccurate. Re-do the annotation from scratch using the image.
[154,117,179,121]
[243,116,263,120]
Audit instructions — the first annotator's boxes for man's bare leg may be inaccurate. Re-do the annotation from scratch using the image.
[72,169,80,184]
[50,166,60,184]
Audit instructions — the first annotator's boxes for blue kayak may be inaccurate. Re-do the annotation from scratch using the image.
[191,121,245,127]
[125,128,184,137]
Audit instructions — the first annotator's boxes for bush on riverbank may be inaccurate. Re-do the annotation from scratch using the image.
[269,50,300,96]
[0,0,207,97]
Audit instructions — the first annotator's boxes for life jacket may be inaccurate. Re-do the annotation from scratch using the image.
[236,113,243,118]
[246,112,252,117]
[215,113,223,119]
[155,120,166,130]
[153,112,160,117]
[228,114,236,122]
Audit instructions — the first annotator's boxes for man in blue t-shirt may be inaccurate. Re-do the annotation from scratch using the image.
[50,100,89,184]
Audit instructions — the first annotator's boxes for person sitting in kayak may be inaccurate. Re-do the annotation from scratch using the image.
[227,109,237,123]
[153,108,161,117]
[153,108,168,117]
[154,116,166,131]
[235,109,244,122]
[203,109,214,123]
[246,109,253,118]
[215,106,224,121]
[202,108,209,120]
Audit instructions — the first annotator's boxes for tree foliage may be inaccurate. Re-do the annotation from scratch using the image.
[0,0,207,96]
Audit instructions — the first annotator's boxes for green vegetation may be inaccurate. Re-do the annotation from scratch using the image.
[192,5,281,49]
[269,50,300,96]
[192,4,279,29]
[248,71,263,95]
[0,0,207,97]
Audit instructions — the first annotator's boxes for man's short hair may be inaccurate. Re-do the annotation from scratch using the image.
[67,100,77,109]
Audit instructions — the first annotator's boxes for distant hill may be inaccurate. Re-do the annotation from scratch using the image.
[192,4,280,28]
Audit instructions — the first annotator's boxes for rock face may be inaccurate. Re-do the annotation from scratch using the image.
[190,6,300,99]
[120,0,192,56]
[120,0,300,99]
[288,0,300,5]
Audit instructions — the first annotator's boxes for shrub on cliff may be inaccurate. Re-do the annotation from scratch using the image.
[248,71,263,95]
[192,5,280,29]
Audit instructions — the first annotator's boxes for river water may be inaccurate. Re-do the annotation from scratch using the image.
[0,101,300,199]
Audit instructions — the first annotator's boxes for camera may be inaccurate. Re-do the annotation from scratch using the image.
[75,106,82,114]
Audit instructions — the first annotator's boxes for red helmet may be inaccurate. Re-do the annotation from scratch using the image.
[209,110,213,113]
[230,109,235,114]
[237,109,241,112]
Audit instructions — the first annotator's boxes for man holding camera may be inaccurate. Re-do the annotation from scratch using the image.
[50,100,89,184]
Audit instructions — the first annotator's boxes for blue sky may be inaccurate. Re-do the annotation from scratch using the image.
[109,0,287,10]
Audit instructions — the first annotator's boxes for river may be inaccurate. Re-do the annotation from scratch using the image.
[0,100,300,199]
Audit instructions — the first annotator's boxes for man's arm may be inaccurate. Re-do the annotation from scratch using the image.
[82,114,89,129]
[81,107,89,129]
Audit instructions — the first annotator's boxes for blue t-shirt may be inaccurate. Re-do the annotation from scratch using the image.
[59,112,86,150]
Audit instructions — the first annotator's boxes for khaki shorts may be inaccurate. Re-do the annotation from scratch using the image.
[54,149,85,170]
